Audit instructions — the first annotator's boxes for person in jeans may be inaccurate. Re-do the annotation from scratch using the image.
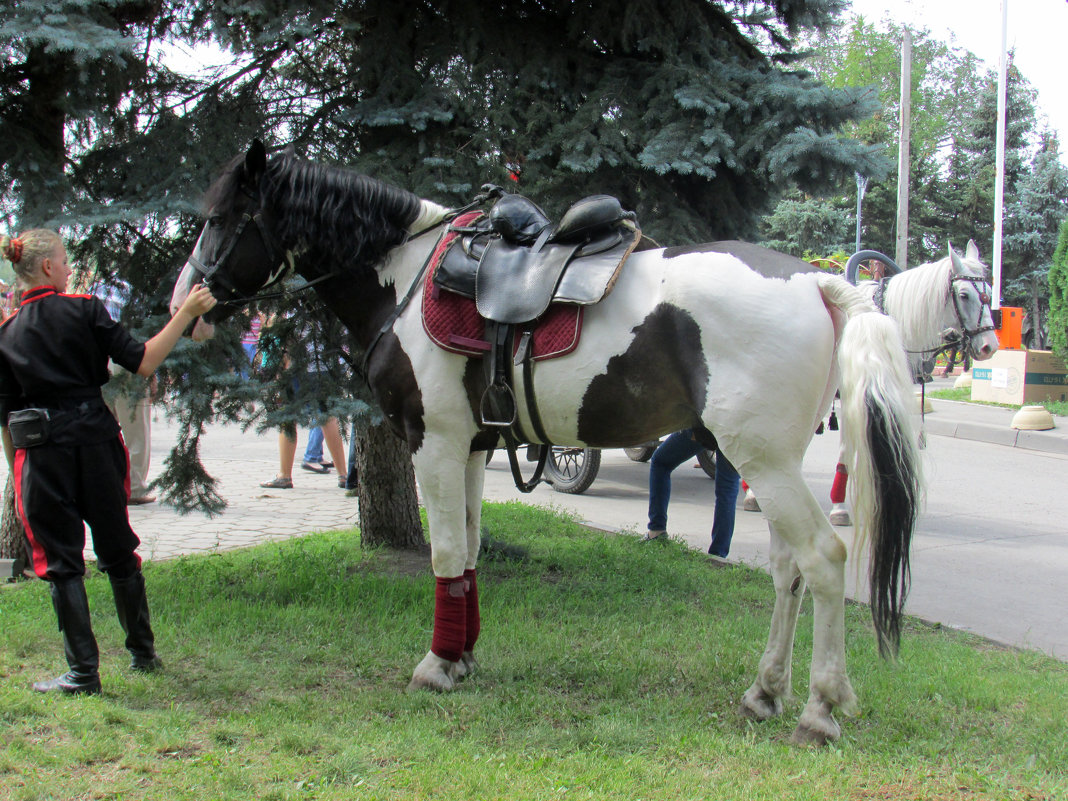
[644,428,740,558]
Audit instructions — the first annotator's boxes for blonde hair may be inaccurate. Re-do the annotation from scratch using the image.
[1,229,64,288]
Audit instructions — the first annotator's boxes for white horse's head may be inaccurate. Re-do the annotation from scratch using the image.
[947,240,999,362]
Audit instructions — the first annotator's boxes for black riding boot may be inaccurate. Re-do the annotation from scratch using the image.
[109,570,162,672]
[33,577,102,695]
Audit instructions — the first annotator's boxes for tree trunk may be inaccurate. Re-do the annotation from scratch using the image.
[0,474,32,571]
[354,419,425,549]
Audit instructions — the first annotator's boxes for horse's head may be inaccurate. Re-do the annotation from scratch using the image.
[170,140,291,340]
[947,240,999,362]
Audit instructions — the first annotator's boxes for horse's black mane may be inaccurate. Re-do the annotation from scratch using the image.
[203,150,423,277]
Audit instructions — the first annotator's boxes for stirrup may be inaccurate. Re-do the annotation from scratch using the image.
[479,382,517,427]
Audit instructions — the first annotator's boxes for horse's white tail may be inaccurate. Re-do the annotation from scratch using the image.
[822,276,924,658]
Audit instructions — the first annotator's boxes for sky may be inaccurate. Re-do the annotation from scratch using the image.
[845,0,1068,154]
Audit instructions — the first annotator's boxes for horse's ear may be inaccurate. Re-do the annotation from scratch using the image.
[245,140,267,184]
[966,239,980,261]
[948,242,964,273]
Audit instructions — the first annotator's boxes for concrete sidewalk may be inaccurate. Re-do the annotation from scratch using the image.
[922,375,1068,456]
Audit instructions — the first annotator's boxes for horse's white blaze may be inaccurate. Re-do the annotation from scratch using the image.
[169,236,203,316]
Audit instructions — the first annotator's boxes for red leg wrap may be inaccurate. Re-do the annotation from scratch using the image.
[741,479,750,492]
[830,463,849,504]
[431,576,467,663]
[463,568,480,652]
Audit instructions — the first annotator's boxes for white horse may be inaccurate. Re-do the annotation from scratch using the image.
[171,143,924,744]
[743,242,998,525]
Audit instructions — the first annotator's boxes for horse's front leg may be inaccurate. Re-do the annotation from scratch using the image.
[407,443,483,692]
[740,525,804,722]
[455,450,487,680]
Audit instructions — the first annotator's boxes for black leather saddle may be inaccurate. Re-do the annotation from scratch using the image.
[434,193,643,324]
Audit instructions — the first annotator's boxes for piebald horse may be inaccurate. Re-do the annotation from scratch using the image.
[170,142,923,744]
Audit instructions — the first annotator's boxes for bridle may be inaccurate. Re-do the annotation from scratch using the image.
[937,274,996,360]
[871,269,995,363]
[186,193,335,309]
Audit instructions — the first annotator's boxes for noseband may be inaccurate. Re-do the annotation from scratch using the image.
[187,199,294,308]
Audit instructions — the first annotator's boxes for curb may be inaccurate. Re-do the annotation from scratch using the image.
[924,400,1068,456]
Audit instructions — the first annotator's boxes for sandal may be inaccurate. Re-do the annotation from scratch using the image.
[640,530,667,542]
[260,476,293,489]
[301,461,329,474]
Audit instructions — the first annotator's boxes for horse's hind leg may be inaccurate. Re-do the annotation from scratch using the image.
[740,527,804,721]
[828,443,852,526]
[745,470,858,745]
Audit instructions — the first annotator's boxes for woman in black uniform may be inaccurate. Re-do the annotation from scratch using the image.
[0,229,216,695]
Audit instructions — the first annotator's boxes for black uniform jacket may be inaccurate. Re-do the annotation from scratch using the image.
[0,285,146,445]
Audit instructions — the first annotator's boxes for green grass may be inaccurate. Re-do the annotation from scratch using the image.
[1,503,1064,800]
[927,386,1068,415]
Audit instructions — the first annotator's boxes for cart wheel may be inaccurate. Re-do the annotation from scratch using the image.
[696,448,716,479]
[545,447,601,494]
[623,442,659,462]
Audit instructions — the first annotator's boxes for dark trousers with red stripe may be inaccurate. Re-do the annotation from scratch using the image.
[13,436,141,582]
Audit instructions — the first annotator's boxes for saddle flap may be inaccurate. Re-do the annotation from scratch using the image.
[475,239,580,324]
[554,225,642,305]
[435,236,480,298]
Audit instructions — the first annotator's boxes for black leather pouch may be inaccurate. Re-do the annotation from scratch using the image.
[7,408,51,448]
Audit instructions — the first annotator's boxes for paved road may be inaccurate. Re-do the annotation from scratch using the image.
[3,376,1065,661]
[481,418,1068,662]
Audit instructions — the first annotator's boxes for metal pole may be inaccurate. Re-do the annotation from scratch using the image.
[992,0,1009,311]
[855,172,869,254]
[895,29,912,269]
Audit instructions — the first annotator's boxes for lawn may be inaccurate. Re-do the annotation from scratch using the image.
[1,502,1064,800]
[927,385,1068,416]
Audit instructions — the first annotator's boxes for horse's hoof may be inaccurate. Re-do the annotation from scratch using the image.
[406,651,456,692]
[828,508,852,526]
[739,685,783,721]
[449,651,480,682]
[790,715,841,747]
[791,697,842,745]
[743,493,761,513]
[459,651,479,679]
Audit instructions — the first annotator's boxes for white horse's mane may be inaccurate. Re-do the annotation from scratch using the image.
[863,252,988,352]
[409,200,450,235]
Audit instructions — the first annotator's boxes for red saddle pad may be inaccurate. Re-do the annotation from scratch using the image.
[422,213,582,361]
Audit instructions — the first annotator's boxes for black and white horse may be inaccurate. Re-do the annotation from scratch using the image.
[171,142,923,744]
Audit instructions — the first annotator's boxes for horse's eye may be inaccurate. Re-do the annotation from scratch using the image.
[208,215,224,228]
